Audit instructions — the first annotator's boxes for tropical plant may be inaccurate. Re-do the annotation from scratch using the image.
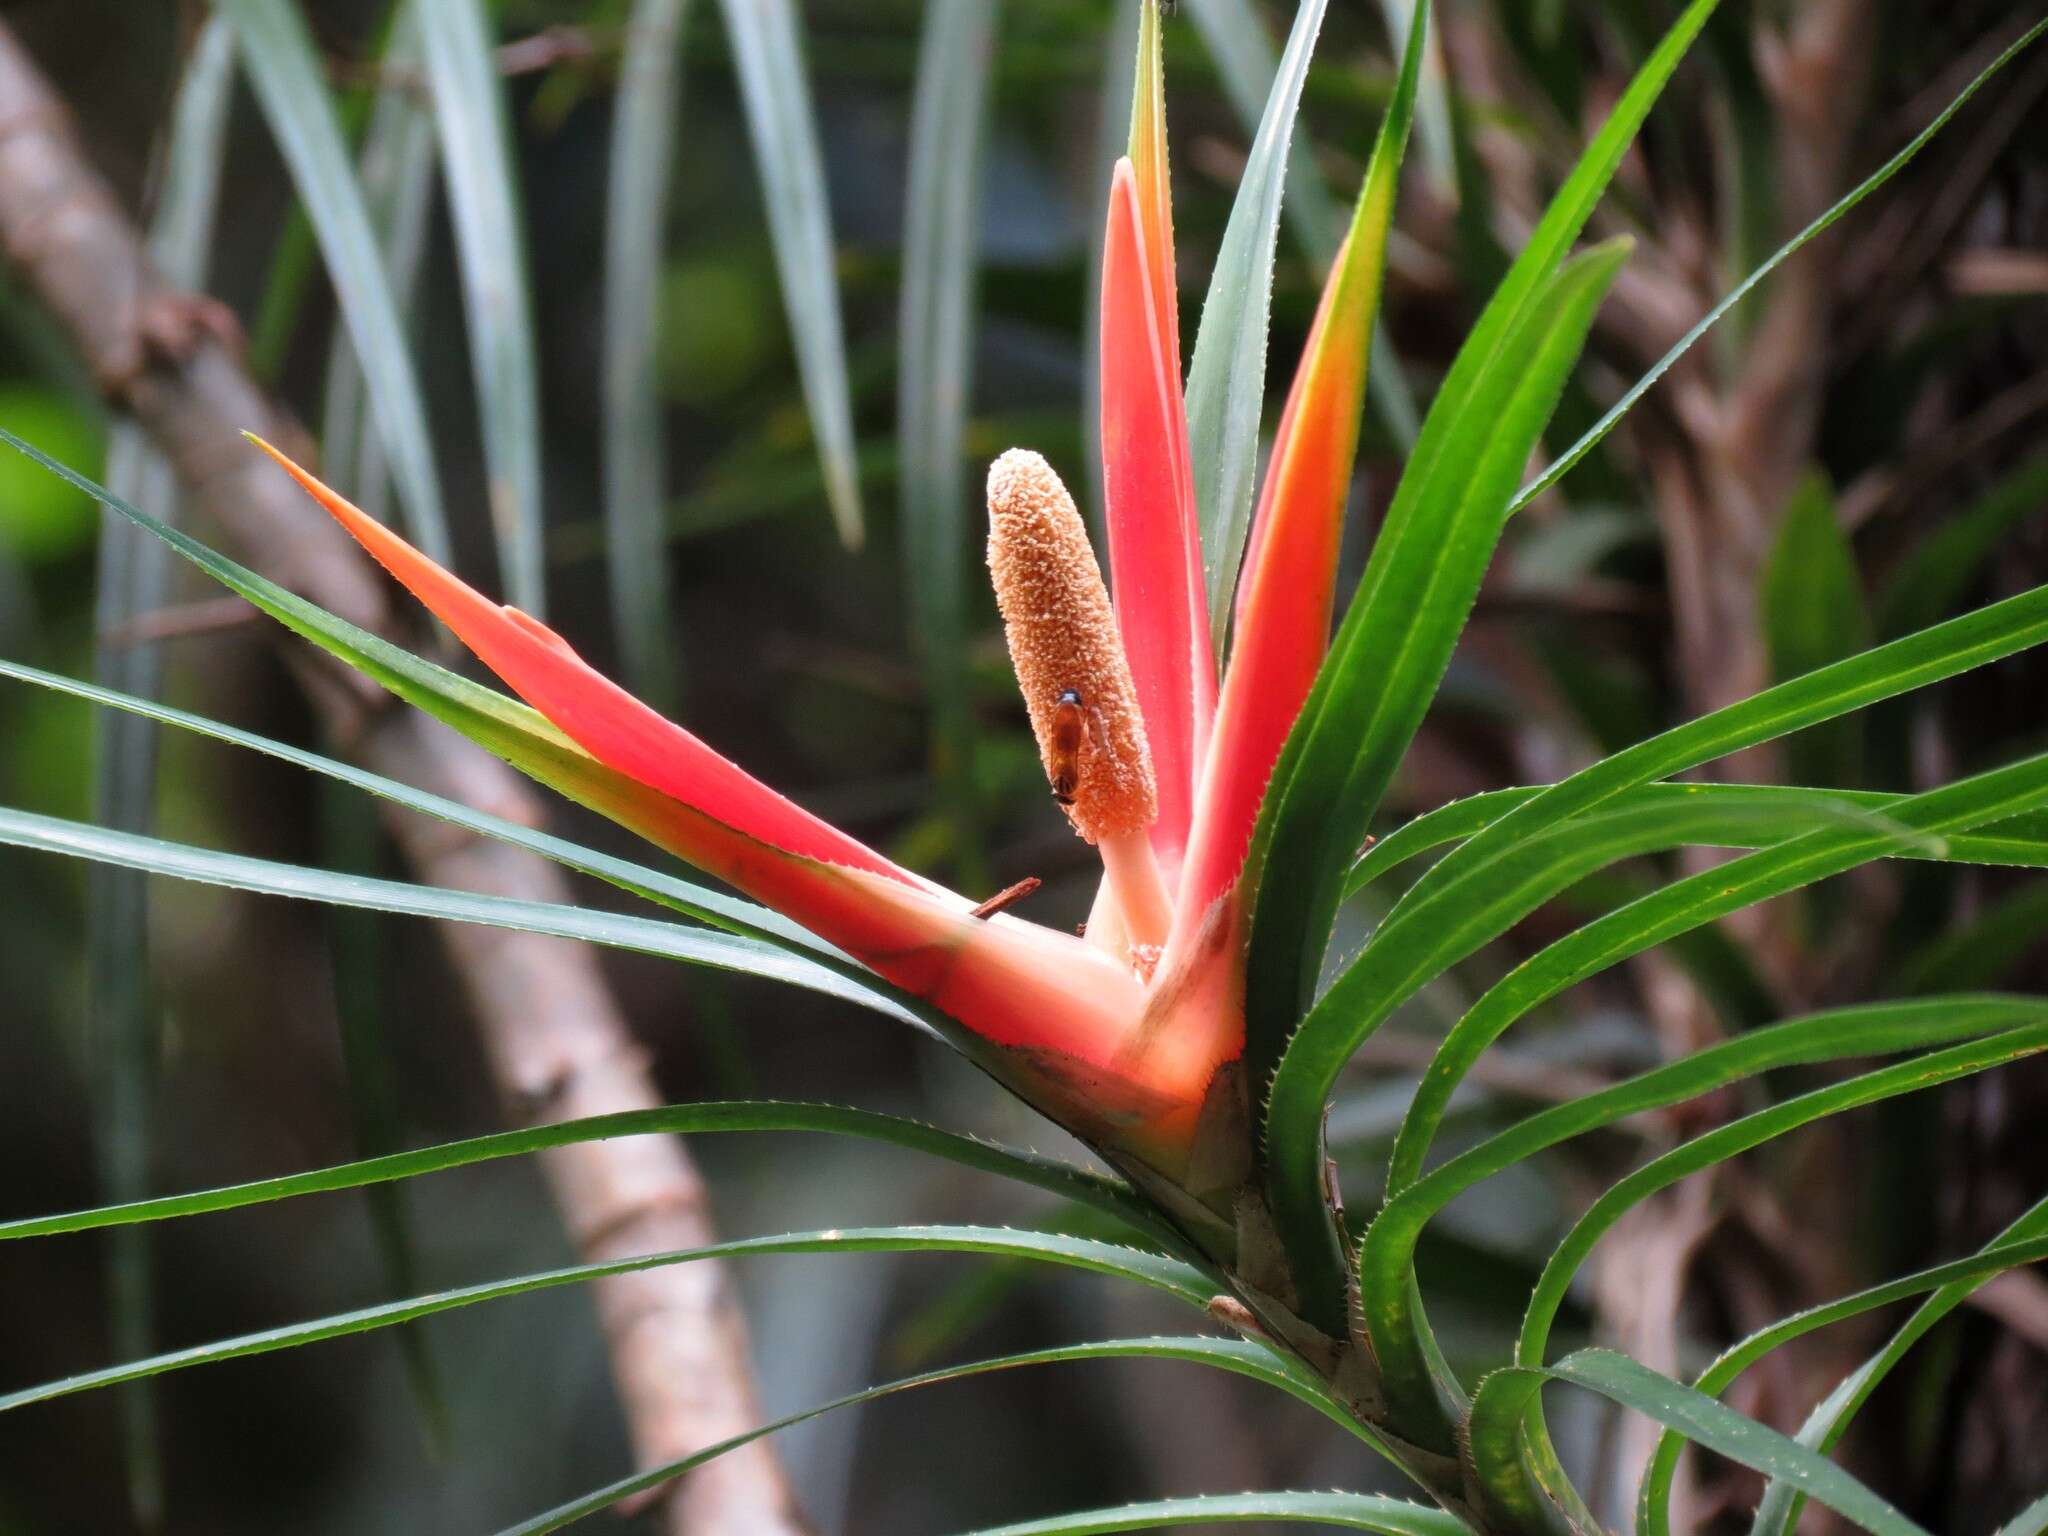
[2,1,2045,1533]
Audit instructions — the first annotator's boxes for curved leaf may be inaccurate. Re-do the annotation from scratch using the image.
[1347,783,2048,897]
[0,1228,1214,1412]
[1467,1349,1930,1536]
[1389,753,2048,1202]
[0,655,841,963]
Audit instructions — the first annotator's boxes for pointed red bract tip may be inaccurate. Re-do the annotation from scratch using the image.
[248,436,924,890]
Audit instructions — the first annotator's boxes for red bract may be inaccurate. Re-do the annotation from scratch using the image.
[258,0,1398,1171]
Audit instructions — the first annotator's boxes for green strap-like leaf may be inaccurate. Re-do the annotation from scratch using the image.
[603,0,690,705]
[215,0,453,567]
[417,0,547,613]
[0,655,840,964]
[1467,1349,1930,1536]
[1512,17,2048,515]
[1637,1233,2048,1536]
[0,805,915,1023]
[0,1228,1213,1413]
[713,0,864,547]
[0,1100,1162,1251]
[498,1336,1404,1535]
[1254,236,1635,1329]
[1183,0,1331,650]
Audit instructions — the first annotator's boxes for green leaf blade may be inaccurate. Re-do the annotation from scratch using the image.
[713,0,865,547]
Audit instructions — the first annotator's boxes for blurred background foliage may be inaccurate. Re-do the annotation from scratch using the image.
[0,0,2043,1532]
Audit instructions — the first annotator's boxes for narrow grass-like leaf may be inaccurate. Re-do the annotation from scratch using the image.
[603,0,690,704]
[87,20,237,1519]
[0,1101,1163,1251]
[499,1336,1409,1536]
[1637,1234,2048,1536]
[1355,997,2048,1443]
[1748,1188,2048,1536]
[1513,17,2048,514]
[1374,0,1453,193]
[321,4,438,527]
[0,1227,1214,1411]
[1264,580,2048,1322]
[0,654,837,962]
[713,0,864,546]
[1466,1348,1931,1536]
[0,806,913,1025]
[417,0,547,612]
[0,433,959,1035]
[1255,236,1635,1329]
[1182,0,1329,650]
[216,0,453,567]
[899,0,998,876]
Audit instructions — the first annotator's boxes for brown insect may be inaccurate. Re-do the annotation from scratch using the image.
[1048,688,1088,805]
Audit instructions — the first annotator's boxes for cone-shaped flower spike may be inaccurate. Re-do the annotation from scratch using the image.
[254,0,1421,1195]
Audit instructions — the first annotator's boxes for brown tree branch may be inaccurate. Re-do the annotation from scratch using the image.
[0,24,807,1534]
